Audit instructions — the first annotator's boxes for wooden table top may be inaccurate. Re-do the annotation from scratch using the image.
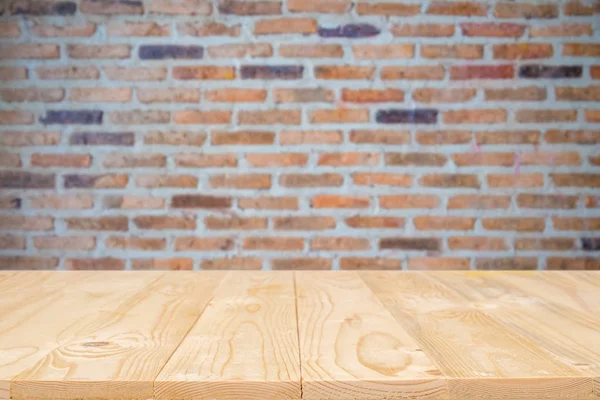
[1,271,599,400]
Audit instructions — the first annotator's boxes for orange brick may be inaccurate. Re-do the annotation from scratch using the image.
[476,130,540,145]
[34,236,95,251]
[310,109,369,123]
[178,22,240,37]
[392,23,454,37]
[352,44,414,60]
[274,216,336,230]
[134,215,195,230]
[239,110,300,125]
[520,152,581,166]
[421,44,483,59]
[312,195,370,209]
[205,216,267,230]
[174,237,233,252]
[205,88,266,103]
[280,44,343,58]
[484,87,547,101]
[210,174,271,189]
[207,43,272,58]
[531,23,592,37]
[288,0,351,13]
[0,216,53,231]
[413,88,476,103]
[427,1,488,16]
[353,173,412,187]
[0,88,64,103]
[70,87,132,102]
[0,22,20,38]
[318,152,378,166]
[448,237,507,251]
[345,216,404,229]
[254,17,317,34]
[68,44,130,59]
[444,109,507,124]
[246,153,308,167]
[0,44,59,59]
[175,153,237,168]
[201,257,262,270]
[244,237,303,251]
[136,174,198,188]
[107,236,167,251]
[107,21,169,36]
[385,152,447,166]
[110,110,170,124]
[381,66,445,80]
[274,88,334,103]
[416,130,472,145]
[488,173,544,188]
[174,110,231,124]
[132,258,192,270]
[494,43,554,59]
[452,152,515,166]
[280,130,342,145]
[103,153,166,168]
[414,216,475,231]
[351,130,411,145]
[67,217,127,231]
[494,2,558,18]
[517,194,578,209]
[547,258,600,271]
[451,65,514,80]
[104,66,166,81]
[356,2,419,15]
[340,258,402,270]
[461,22,526,37]
[310,237,370,251]
[271,258,331,270]
[239,196,298,210]
[556,86,600,101]
[219,0,281,15]
[173,66,235,80]
[448,195,511,209]
[34,23,96,37]
[137,88,201,103]
[553,217,600,231]
[564,1,599,16]
[408,258,470,271]
[81,0,143,14]
[552,173,600,188]
[31,153,91,168]
[149,0,213,15]
[380,195,440,209]
[563,43,600,57]
[342,89,404,103]
[30,195,93,209]
[586,110,600,122]
[145,131,206,146]
[483,218,545,232]
[104,195,165,209]
[0,67,28,80]
[516,109,577,123]
[315,65,375,80]
[421,174,480,188]
[212,131,274,145]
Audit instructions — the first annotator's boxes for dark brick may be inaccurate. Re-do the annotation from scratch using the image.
[171,195,232,209]
[218,0,281,15]
[376,109,438,124]
[519,65,583,79]
[139,45,203,60]
[318,24,380,38]
[10,0,76,15]
[0,256,59,270]
[380,237,441,251]
[241,65,304,80]
[70,132,134,146]
[0,171,55,189]
[40,110,103,125]
[581,238,600,251]
[81,0,143,14]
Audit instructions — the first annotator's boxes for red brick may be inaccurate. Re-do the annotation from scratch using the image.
[136,174,197,188]
[63,174,127,189]
[31,153,91,168]
[274,88,334,103]
[484,87,547,101]
[351,130,411,145]
[244,237,303,251]
[380,195,440,209]
[66,217,127,231]
[310,237,370,251]
[451,65,514,80]
[414,216,476,231]
[178,22,240,37]
[175,153,237,168]
[380,237,440,251]
[239,196,298,210]
[382,66,445,80]
[408,258,470,271]
[65,258,125,270]
[448,237,507,251]
[70,87,131,102]
[0,22,20,38]
[356,2,419,15]
[515,238,575,251]
[104,195,164,210]
[254,18,317,35]
[81,0,143,14]
[145,131,206,146]
[173,66,235,80]
[201,257,262,270]
[586,110,600,123]
[392,24,454,37]
[271,258,331,270]
[520,152,581,166]
[174,237,233,251]
[0,152,21,167]
[134,215,195,230]
[421,45,483,59]
[107,236,166,251]
[0,44,59,59]
[483,218,545,232]
[531,23,592,37]
[421,174,480,188]
[210,174,271,189]
[68,44,130,59]
[288,0,350,13]
[246,153,307,167]
[516,109,577,123]
[310,109,369,123]
[494,43,554,60]
[353,173,412,187]
[280,173,343,187]
[31,195,93,209]
[476,258,538,271]
[315,66,375,80]
[413,88,476,103]
[547,258,600,271]
[170,195,231,209]
[552,174,600,188]
[239,110,300,125]
[353,44,414,60]
[553,217,600,231]
[312,195,369,209]
[208,43,272,58]
[34,236,95,251]
[174,110,231,124]
[340,258,402,270]
[0,235,26,250]
[107,21,168,36]
[563,43,600,57]
[494,2,558,18]
[487,174,544,188]
[385,152,447,166]
[103,153,166,168]
[104,67,166,81]
[345,216,404,229]
[212,131,274,146]
[205,216,267,230]
[274,216,335,231]
[280,130,342,145]
[444,109,507,124]
[132,258,192,270]
[427,1,488,16]
[318,152,378,166]
[416,130,471,145]
[219,0,281,15]
[564,1,600,16]
[0,88,64,103]
[448,195,511,209]
[476,130,540,145]
[453,152,515,166]
[342,89,403,103]
[556,86,600,101]
[149,0,212,15]
[0,256,58,270]
[205,88,266,103]
[0,216,53,231]
[280,44,343,58]
[34,23,96,37]
[0,111,34,125]
[0,67,28,80]
[138,88,201,103]
[461,22,526,37]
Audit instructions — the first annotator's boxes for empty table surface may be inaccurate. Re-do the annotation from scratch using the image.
[0,271,599,400]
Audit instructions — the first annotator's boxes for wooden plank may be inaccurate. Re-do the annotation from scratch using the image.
[362,271,592,400]
[0,272,165,400]
[11,271,225,400]
[155,271,301,400]
[296,271,446,400]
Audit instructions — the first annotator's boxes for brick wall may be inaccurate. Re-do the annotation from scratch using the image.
[0,0,599,271]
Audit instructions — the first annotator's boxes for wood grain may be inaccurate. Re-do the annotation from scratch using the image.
[156,271,301,400]
[362,271,593,400]
[10,272,225,400]
[296,271,446,400]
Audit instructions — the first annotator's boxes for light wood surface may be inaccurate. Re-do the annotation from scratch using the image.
[0,271,598,400]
